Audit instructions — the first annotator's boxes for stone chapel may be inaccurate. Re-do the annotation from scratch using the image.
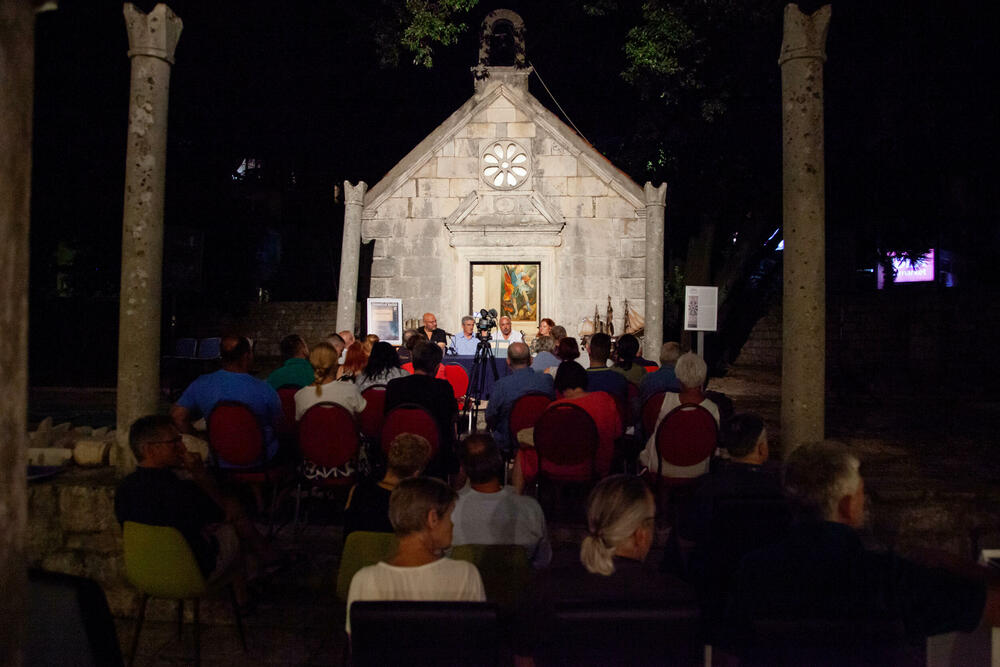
[339,9,666,349]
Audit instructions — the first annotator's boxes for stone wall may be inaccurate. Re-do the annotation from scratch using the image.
[198,301,345,358]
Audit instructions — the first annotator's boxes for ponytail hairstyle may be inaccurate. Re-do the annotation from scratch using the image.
[309,342,339,395]
[580,475,654,576]
[616,334,639,371]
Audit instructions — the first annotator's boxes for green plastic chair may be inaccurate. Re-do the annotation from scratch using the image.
[450,544,531,610]
[122,521,246,667]
[336,531,398,601]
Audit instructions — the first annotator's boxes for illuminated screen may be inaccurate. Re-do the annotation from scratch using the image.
[877,250,934,288]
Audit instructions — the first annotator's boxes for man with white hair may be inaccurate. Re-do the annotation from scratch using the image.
[453,315,479,355]
[493,315,523,358]
[736,440,1000,656]
[638,352,719,478]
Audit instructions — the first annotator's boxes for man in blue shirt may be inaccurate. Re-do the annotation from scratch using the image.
[171,335,283,468]
[453,315,480,355]
[639,341,682,406]
[485,342,555,453]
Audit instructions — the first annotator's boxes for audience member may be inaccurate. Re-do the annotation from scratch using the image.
[266,334,313,389]
[611,333,646,385]
[384,341,459,477]
[515,475,695,658]
[633,337,659,369]
[555,336,581,365]
[170,335,283,468]
[361,333,379,357]
[737,440,1000,653]
[585,332,628,410]
[115,416,283,605]
[639,352,720,479]
[345,477,486,634]
[453,315,479,355]
[356,341,409,393]
[326,332,346,358]
[638,341,682,407]
[421,312,448,349]
[343,433,432,538]
[337,341,367,381]
[452,434,552,568]
[513,361,622,493]
[549,325,566,344]
[397,329,419,365]
[484,342,555,453]
[530,335,560,375]
[337,330,356,363]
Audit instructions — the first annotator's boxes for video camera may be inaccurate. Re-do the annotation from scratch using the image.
[476,308,498,339]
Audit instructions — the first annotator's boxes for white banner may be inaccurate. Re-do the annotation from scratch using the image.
[683,286,718,332]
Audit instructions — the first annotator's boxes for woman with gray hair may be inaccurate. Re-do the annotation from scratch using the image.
[638,351,721,479]
[580,475,658,575]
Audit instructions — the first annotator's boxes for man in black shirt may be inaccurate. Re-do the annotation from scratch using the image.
[420,312,448,349]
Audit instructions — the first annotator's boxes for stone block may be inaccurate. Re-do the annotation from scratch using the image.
[621,239,647,258]
[624,218,645,238]
[438,140,455,157]
[596,196,640,218]
[449,178,479,198]
[557,197,594,218]
[458,123,494,138]
[514,109,531,123]
[454,138,479,158]
[436,157,479,179]
[507,122,536,138]
[369,278,390,296]
[403,218,444,237]
[567,177,608,197]
[59,485,115,533]
[491,94,515,109]
[616,258,646,278]
[622,278,645,296]
[376,198,409,220]
[536,155,577,177]
[73,439,110,466]
[402,257,442,278]
[486,106,517,123]
[27,448,73,466]
[409,197,460,219]
[391,180,416,198]
[416,178,451,198]
[364,220,396,239]
[414,160,436,178]
[371,258,397,279]
[538,177,568,196]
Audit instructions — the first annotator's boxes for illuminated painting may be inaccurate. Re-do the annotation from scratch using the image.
[501,264,538,321]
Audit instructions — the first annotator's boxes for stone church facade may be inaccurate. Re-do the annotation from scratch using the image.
[346,10,665,347]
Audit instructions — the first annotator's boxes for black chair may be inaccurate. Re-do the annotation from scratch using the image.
[350,601,502,667]
[537,600,703,666]
[27,569,124,667]
[739,617,913,667]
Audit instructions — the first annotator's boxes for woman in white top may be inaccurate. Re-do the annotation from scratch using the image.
[345,477,485,633]
[639,352,720,479]
[354,341,409,393]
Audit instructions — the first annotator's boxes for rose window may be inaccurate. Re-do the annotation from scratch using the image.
[482,141,529,189]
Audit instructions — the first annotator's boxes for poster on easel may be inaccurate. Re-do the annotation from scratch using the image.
[366,298,403,345]
[683,286,718,332]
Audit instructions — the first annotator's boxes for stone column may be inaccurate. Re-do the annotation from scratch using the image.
[336,181,368,335]
[779,3,830,455]
[115,4,182,472]
[0,2,34,662]
[643,182,667,356]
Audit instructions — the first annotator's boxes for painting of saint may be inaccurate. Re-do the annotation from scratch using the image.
[501,264,538,321]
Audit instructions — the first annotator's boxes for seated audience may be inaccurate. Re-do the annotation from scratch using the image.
[453,315,479,355]
[549,325,567,345]
[115,416,284,605]
[513,361,622,493]
[484,342,555,453]
[294,342,366,481]
[530,335,560,374]
[736,440,1000,654]
[639,352,720,479]
[384,341,459,477]
[345,476,486,634]
[585,334,628,406]
[452,434,552,568]
[611,333,646,385]
[337,330,356,363]
[337,341,367,381]
[343,433,432,538]
[396,328,420,365]
[633,338,659,369]
[266,334,313,389]
[515,475,695,657]
[326,332,346,358]
[355,341,409,393]
[554,336,582,376]
[170,335,283,468]
[638,341,682,407]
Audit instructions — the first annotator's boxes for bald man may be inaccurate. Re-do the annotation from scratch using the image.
[421,312,447,349]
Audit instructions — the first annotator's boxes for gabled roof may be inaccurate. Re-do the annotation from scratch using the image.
[363,81,645,214]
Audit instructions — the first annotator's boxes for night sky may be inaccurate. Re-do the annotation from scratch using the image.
[27,0,999,327]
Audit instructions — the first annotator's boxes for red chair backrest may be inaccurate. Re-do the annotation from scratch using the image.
[381,404,440,457]
[508,393,552,444]
[276,385,300,438]
[207,401,264,466]
[401,362,414,374]
[641,391,668,437]
[359,386,387,440]
[298,402,360,469]
[534,402,599,478]
[443,364,470,401]
[643,365,658,373]
[655,403,718,469]
[400,362,446,380]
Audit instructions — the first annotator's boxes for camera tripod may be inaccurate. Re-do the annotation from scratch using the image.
[460,333,499,433]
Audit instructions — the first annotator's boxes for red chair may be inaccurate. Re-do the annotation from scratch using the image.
[643,365,658,373]
[443,364,470,410]
[531,402,601,520]
[401,362,447,380]
[276,385,301,443]
[507,392,552,450]
[651,402,718,486]
[359,386,387,442]
[641,391,668,439]
[381,404,440,458]
[298,402,360,487]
